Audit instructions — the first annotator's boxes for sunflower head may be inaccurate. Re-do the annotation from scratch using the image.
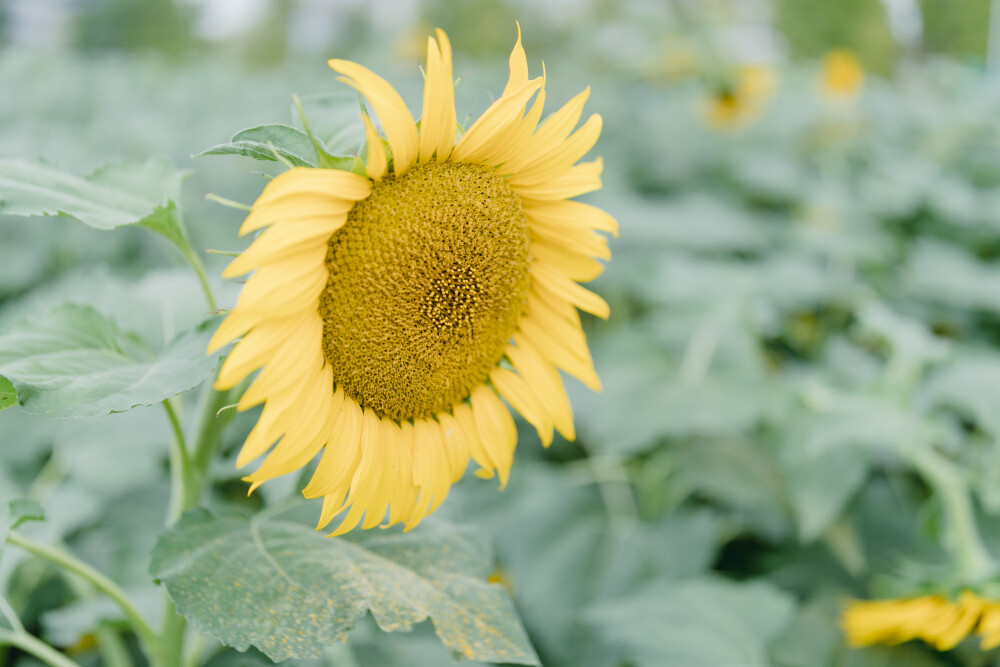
[208,26,617,536]
[821,49,864,101]
[703,64,776,130]
[843,592,1000,651]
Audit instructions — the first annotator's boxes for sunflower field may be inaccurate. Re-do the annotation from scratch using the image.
[5,1,1000,666]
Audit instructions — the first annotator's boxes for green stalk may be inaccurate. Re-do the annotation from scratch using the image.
[4,532,158,656]
[910,446,998,583]
[96,623,134,667]
[0,628,81,667]
[157,386,234,667]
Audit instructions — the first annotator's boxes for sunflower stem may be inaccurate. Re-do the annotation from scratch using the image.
[157,386,234,667]
[0,628,81,667]
[4,532,158,661]
[96,622,134,667]
[910,445,998,584]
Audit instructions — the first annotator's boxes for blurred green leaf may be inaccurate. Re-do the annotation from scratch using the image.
[0,157,186,247]
[585,577,795,667]
[0,498,44,563]
[196,124,318,167]
[0,304,220,419]
[0,377,15,412]
[150,507,539,664]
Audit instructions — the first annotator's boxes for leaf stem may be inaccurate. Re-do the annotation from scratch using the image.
[0,628,81,667]
[4,532,158,657]
[910,446,998,583]
[0,595,24,634]
[164,400,192,527]
[180,244,219,313]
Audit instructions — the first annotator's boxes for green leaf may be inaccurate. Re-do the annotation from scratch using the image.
[0,498,44,562]
[0,304,220,419]
[585,577,795,667]
[196,124,319,167]
[0,157,187,247]
[149,507,539,664]
[0,376,15,411]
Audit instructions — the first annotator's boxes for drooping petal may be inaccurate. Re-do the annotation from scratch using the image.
[328,59,419,174]
[507,334,575,440]
[490,367,553,446]
[471,386,517,488]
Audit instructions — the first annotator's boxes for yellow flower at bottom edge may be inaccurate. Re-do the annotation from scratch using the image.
[843,592,1000,651]
[821,49,864,101]
[208,26,617,536]
[704,65,776,130]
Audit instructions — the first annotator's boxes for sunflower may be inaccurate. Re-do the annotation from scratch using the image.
[703,65,776,129]
[820,49,864,102]
[208,26,616,536]
[843,592,1000,651]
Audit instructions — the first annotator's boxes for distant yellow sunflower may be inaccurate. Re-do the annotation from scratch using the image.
[820,49,864,102]
[843,592,1000,651]
[208,27,616,536]
[703,65,776,129]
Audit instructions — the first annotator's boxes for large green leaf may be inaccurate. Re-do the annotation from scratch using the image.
[0,157,187,247]
[0,304,220,418]
[149,507,539,664]
[584,577,794,667]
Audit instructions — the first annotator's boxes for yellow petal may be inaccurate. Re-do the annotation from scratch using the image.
[531,239,606,283]
[471,386,517,488]
[223,216,346,279]
[490,368,553,446]
[436,412,471,482]
[418,30,456,163]
[362,112,387,181]
[244,365,337,484]
[385,421,418,527]
[518,313,601,391]
[451,78,544,164]
[453,403,495,477]
[503,22,529,96]
[303,390,363,498]
[240,168,370,235]
[507,334,575,440]
[216,314,304,389]
[500,87,590,174]
[514,157,603,202]
[524,199,619,238]
[530,260,610,319]
[328,59,419,175]
[236,319,324,409]
[326,408,385,535]
[508,113,602,186]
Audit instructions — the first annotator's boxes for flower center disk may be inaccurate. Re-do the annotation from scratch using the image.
[319,162,531,421]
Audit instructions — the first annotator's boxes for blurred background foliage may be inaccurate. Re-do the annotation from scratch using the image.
[6,0,1000,665]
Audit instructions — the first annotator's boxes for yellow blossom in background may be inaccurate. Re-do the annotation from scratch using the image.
[843,592,1000,651]
[209,26,616,536]
[821,49,864,101]
[703,65,776,130]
